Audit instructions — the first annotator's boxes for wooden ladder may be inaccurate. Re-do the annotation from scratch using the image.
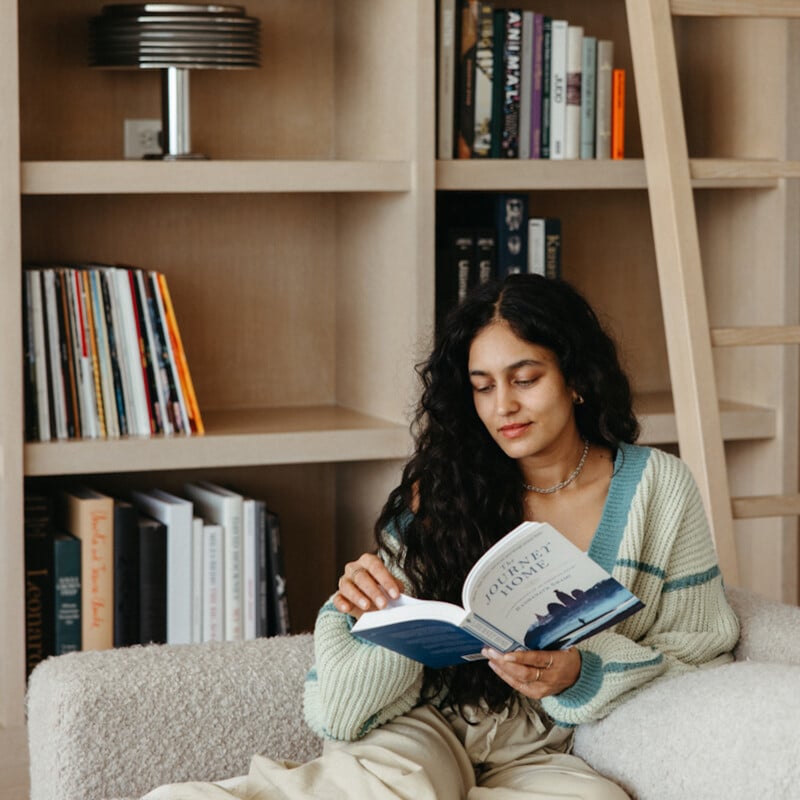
[626,0,800,587]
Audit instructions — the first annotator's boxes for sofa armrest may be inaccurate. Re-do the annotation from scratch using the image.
[27,634,322,800]
[725,586,800,665]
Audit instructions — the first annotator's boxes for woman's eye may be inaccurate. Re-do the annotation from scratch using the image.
[472,384,493,394]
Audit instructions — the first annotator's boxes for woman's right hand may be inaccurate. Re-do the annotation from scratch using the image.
[332,553,403,619]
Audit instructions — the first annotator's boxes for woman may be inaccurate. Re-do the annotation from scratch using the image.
[147,275,739,799]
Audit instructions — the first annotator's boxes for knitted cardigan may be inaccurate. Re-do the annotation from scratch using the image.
[303,444,741,741]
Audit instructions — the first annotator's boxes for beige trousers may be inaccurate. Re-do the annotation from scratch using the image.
[143,704,629,800]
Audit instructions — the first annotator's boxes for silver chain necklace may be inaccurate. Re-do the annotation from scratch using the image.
[522,439,590,495]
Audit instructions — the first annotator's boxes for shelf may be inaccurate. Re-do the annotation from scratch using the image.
[20,160,413,196]
[436,158,779,191]
[636,392,775,445]
[24,406,412,476]
[671,1,800,17]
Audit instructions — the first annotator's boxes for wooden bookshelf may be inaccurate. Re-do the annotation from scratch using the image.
[1,4,798,786]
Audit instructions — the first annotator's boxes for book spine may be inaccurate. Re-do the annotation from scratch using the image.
[489,9,504,158]
[55,269,79,438]
[612,67,626,160]
[437,0,457,160]
[127,269,157,434]
[545,217,563,280]
[22,271,41,442]
[71,268,100,438]
[81,270,107,438]
[88,270,120,438]
[202,523,224,642]
[548,19,568,160]
[53,533,82,655]
[494,193,529,277]
[24,494,54,676]
[474,228,496,285]
[580,36,597,159]
[527,217,546,276]
[99,269,129,437]
[517,10,533,159]
[138,517,167,645]
[242,499,258,640]
[529,13,544,159]
[113,500,141,647]
[157,273,204,434]
[30,270,52,441]
[456,0,479,158]
[267,509,290,636]
[500,9,522,159]
[471,1,495,158]
[595,40,614,160]
[255,501,270,638]
[564,25,583,160]
[191,516,204,643]
[540,17,552,158]
[42,269,69,440]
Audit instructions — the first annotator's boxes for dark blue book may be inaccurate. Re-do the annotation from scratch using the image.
[114,500,141,647]
[352,521,643,668]
[53,532,81,655]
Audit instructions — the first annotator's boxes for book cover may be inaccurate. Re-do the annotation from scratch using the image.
[53,531,81,655]
[518,11,533,160]
[113,499,141,647]
[60,486,114,651]
[131,488,193,645]
[437,0,457,160]
[138,515,168,645]
[352,521,644,668]
[564,25,583,160]
[580,36,597,159]
[456,0,479,158]
[472,1,495,158]
[494,193,529,277]
[595,40,614,160]
[183,481,243,641]
[548,19,568,160]
[266,508,290,636]
[612,68,626,160]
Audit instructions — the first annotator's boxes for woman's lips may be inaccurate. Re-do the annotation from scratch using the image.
[499,422,530,439]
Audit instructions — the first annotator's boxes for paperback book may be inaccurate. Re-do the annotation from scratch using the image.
[352,520,643,668]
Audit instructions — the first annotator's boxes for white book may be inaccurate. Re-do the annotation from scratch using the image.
[184,481,244,641]
[88,269,120,438]
[41,269,68,440]
[131,488,194,645]
[27,270,51,441]
[548,20,568,160]
[437,0,456,160]
[564,25,584,160]
[192,516,204,643]
[518,11,534,160]
[527,218,546,276]
[101,268,135,437]
[202,522,224,642]
[580,36,597,159]
[113,268,151,436]
[242,497,258,640]
[595,40,614,160]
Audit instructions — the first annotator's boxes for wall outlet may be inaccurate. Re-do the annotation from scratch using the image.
[124,119,162,159]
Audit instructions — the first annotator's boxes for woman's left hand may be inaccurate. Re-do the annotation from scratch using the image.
[482,647,582,700]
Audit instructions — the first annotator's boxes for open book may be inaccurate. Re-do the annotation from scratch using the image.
[351,520,643,668]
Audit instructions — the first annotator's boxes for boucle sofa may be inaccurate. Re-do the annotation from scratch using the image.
[27,587,800,800]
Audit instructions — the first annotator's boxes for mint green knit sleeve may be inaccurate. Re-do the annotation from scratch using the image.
[540,452,740,728]
[302,532,424,741]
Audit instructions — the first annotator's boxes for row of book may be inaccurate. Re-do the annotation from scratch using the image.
[439,1,625,160]
[436,192,561,323]
[24,481,289,677]
[23,264,204,443]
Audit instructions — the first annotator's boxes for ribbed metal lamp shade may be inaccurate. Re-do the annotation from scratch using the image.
[90,4,261,159]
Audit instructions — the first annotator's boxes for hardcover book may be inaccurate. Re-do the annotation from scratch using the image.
[351,520,643,668]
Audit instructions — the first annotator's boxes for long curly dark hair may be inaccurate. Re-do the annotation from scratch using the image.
[375,274,639,714]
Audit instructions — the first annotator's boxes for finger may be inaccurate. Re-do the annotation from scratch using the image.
[350,554,403,600]
[338,556,402,612]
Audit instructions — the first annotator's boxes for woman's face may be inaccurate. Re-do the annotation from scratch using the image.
[467,320,578,461]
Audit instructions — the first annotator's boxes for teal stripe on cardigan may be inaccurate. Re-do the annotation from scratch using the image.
[616,559,666,580]
[551,650,604,709]
[604,654,663,673]
[589,443,651,573]
[663,565,721,593]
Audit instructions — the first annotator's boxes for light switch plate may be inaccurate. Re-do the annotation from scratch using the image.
[124,119,162,159]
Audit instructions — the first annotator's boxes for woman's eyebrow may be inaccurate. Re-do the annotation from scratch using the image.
[468,359,546,376]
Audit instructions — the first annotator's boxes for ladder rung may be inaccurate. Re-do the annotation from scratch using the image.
[672,1,800,16]
[691,158,800,181]
[711,326,800,347]
[732,493,800,519]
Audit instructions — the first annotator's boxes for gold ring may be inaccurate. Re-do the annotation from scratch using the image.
[545,655,554,670]
[534,668,541,682]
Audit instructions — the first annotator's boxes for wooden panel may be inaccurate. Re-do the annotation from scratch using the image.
[712,326,800,346]
[733,493,800,518]
[672,0,800,16]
